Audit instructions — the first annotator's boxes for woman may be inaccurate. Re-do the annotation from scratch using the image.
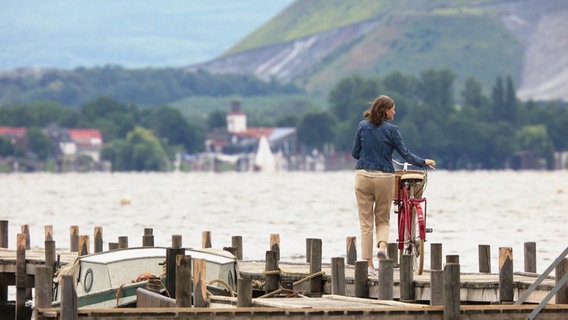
[351,95,436,275]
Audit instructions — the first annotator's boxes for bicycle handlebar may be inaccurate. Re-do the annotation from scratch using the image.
[392,159,436,171]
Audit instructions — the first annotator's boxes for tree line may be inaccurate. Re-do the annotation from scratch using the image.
[300,70,568,169]
[1,68,567,171]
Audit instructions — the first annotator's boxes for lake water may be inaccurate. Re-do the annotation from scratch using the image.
[2,170,567,273]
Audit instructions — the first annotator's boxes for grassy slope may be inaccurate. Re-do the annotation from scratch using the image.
[225,0,522,97]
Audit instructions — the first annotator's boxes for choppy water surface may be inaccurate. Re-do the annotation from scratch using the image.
[2,170,567,272]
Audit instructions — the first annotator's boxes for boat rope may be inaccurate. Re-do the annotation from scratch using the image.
[206,278,235,297]
[115,272,161,307]
[257,270,326,299]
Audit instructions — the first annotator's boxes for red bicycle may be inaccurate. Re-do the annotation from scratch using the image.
[393,160,433,275]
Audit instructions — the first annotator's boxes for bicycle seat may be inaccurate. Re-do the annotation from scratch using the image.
[400,173,424,181]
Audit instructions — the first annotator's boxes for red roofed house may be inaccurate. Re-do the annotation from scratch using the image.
[0,126,27,150]
[68,129,103,162]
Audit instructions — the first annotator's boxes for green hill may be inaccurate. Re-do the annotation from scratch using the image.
[199,0,568,101]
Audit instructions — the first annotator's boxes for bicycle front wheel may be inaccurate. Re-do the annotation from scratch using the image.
[411,205,425,275]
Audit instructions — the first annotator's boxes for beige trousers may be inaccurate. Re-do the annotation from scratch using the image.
[355,170,395,260]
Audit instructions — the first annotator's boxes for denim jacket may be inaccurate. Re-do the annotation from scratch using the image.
[351,119,425,173]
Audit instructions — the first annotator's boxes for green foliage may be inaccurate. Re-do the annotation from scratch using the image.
[0,136,15,156]
[297,110,338,150]
[26,127,55,161]
[0,66,303,108]
[101,127,169,172]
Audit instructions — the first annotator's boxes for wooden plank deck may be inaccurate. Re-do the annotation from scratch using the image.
[0,248,557,305]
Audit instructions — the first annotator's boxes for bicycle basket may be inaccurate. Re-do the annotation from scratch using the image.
[393,170,427,201]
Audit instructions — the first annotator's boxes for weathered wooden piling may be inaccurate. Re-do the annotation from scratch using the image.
[431,243,442,271]
[175,255,192,307]
[378,259,394,300]
[270,233,280,261]
[60,274,77,320]
[78,235,89,256]
[431,270,443,306]
[524,241,536,273]
[306,238,315,263]
[556,258,568,304]
[202,231,211,248]
[346,236,356,265]
[193,258,207,307]
[388,242,398,266]
[16,233,27,320]
[499,247,514,303]
[45,225,53,241]
[354,260,368,298]
[231,235,243,260]
[70,225,79,252]
[331,257,345,295]
[143,227,154,247]
[44,239,56,282]
[118,236,128,249]
[172,234,183,249]
[109,242,119,250]
[443,260,460,320]
[265,250,280,293]
[400,254,414,302]
[94,226,103,252]
[34,266,52,309]
[479,244,491,273]
[309,238,322,295]
[21,225,30,250]
[166,244,185,299]
[237,278,252,307]
[0,220,8,306]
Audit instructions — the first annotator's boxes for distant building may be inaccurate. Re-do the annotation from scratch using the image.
[0,126,27,150]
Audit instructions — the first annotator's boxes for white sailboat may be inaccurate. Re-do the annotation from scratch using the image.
[254,135,276,172]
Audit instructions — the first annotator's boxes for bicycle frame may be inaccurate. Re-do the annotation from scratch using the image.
[394,168,428,274]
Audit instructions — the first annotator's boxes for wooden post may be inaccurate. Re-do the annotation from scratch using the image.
[265,250,280,293]
[109,242,119,250]
[193,258,207,307]
[443,263,460,320]
[478,244,491,273]
[346,236,356,265]
[431,243,442,271]
[232,235,243,260]
[388,242,398,266]
[378,259,394,300]
[309,238,322,295]
[35,265,52,309]
[60,274,77,320]
[446,254,460,264]
[45,240,56,281]
[354,260,368,298]
[306,238,314,263]
[172,235,183,249]
[499,247,514,303]
[16,233,27,320]
[175,255,192,307]
[78,235,89,256]
[0,220,7,306]
[331,257,345,295]
[166,247,185,299]
[143,228,154,247]
[555,258,568,304]
[270,233,280,262]
[400,254,414,302]
[21,224,30,249]
[431,269,443,306]
[237,278,252,307]
[202,231,211,248]
[94,226,103,253]
[118,236,128,249]
[70,225,79,252]
[524,242,536,273]
[45,225,53,241]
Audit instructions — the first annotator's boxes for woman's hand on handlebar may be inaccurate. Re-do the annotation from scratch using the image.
[425,159,436,168]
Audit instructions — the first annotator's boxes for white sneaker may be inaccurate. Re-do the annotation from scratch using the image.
[368,267,377,276]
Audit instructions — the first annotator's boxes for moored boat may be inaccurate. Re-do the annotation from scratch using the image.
[51,246,238,309]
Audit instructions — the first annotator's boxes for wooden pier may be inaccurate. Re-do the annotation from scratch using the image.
[0,220,567,320]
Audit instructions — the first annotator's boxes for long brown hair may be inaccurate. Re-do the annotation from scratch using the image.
[363,95,394,126]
